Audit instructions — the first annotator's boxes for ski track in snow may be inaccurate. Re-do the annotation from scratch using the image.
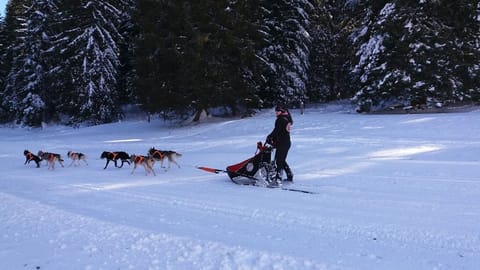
[1,104,480,269]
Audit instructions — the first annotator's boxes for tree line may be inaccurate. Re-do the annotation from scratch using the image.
[0,0,478,126]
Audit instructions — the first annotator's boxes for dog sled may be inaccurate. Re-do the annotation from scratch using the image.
[226,141,279,186]
[198,141,281,187]
[197,141,317,194]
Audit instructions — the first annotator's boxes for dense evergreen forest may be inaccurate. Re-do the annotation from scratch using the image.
[0,0,478,126]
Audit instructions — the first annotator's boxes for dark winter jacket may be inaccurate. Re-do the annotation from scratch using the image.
[267,112,291,147]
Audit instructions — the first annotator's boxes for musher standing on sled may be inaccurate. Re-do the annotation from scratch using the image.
[267,104,294,182]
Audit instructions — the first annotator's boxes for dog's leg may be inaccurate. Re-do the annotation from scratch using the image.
[121,160,130,168]
[131,163,137,174]
[143,161,153,176]
[143,164,148,175]
[104,160,110,169]
[165,158,173,170]
[172,160,180,168]
[149,162,156,176]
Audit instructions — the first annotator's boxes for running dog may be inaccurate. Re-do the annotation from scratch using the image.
[148,147,182,170]
[100,151,130,169]
[37,150,64,170]
[130,154,156,176]
[67,151,88,167]
[24,150,41,168]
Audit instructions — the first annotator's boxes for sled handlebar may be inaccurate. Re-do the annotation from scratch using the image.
[256,141,273,154]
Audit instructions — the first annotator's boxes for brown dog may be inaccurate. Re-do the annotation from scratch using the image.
[130,154,156,176]
[67,151,88,167]
[38,150,64,170]
[148,147,182,170]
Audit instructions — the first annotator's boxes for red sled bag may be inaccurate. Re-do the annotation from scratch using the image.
[226,142,273,184]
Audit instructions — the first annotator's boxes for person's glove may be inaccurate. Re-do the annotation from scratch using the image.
[266,135,275,147]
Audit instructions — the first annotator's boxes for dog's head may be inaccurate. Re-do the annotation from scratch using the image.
[148,147,157,155]
[100,151,108,159]
[24,150,30,156]
[67,151,72,157]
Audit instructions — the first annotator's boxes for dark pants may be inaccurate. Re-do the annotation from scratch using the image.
[275,141,293,180]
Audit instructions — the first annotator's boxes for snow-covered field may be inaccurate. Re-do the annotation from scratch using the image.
[1,103,479,270]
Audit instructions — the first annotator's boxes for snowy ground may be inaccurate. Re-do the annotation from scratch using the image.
[1,103,479,270]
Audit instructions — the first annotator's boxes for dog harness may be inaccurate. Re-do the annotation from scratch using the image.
[70,152,83,160]
[151,150,165,158]
[110,152,119,160]
[134,155,146,163]
[26,152,35,160]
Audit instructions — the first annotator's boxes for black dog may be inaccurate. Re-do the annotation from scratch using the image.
[24,150,41,168]
[100,151,130,169]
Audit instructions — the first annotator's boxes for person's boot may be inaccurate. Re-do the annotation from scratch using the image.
[271,171,282,186]
[284,164,293,182]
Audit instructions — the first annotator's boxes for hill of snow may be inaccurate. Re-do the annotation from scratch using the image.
[1,104,479,269]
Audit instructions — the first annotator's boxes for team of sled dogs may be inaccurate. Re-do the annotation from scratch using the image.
[23,147,182,175]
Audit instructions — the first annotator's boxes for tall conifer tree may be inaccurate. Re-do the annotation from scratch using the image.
[258,0,314,107]
[54,0,131,124]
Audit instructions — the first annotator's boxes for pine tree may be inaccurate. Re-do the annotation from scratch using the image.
[353,1,403,111]
[116,0,136,106]
[0,0,23,122]
[400,0,480,107]
[183,0,264,119]
[0,17,6,115]
[351,0,480,112]
[133,0,189,117]
[307,0,357,102]
[0,0,54,126]
[258,0,314,108]
[15,1,58,126]
[134,0,264,120]
[54,0,131,124]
